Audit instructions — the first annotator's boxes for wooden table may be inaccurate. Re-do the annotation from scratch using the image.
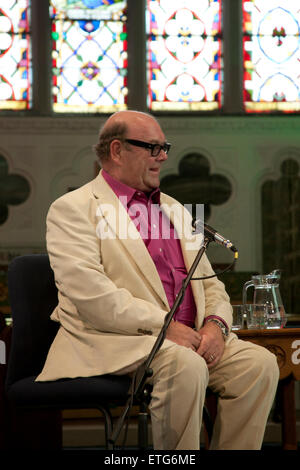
[237,327,300,450]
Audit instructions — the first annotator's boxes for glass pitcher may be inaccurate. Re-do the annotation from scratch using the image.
[242,270,286,329]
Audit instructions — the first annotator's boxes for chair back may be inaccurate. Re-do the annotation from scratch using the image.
[6,254,59,388]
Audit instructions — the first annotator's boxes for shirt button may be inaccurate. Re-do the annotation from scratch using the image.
[159,248,163,252]
[153,224,157,229]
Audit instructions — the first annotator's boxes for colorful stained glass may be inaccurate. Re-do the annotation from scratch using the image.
[50,0,127,113]
[0,0,31,110]
[243,0,300,113]
[146,0,222,111]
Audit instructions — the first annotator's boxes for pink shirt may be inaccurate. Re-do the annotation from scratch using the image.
[102,170,197,327]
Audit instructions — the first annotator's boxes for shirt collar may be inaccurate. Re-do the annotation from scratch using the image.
[102,169,161,206]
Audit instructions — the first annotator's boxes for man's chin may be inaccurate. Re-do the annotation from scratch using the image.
[143,177,160,192]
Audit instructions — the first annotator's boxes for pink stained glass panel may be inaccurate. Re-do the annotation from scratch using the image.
[0,0,32,110]
[146,0,222,111]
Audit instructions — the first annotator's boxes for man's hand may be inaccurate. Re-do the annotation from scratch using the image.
[166,321,202,351]
[196,322,225,368]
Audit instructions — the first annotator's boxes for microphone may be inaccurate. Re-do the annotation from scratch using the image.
[193,219,237,253]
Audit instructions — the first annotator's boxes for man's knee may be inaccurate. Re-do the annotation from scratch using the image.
[247,344,279,389]
[154,345,209,392]
[172,347,209,393]
[260,347,279,382]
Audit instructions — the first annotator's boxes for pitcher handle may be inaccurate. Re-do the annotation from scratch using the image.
[242,280,254,305]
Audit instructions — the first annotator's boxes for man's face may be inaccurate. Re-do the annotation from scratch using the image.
[117,115,169,192]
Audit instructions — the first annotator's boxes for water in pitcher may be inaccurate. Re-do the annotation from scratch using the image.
[264,304,286,329]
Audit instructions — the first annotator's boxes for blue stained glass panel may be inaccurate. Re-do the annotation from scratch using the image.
[243,0,300,113]
[50,0,128,113]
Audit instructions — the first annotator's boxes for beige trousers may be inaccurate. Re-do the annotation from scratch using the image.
[134,333,279,450]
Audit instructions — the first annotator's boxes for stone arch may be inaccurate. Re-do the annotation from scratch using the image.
[160,152,232,221]
[0,153,31,226]
[262,150,300,315]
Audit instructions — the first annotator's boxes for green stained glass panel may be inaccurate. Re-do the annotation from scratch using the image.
[50,0,127,113]
[146,0,222,111]
[0,0,32,110]
[243,0,300,113]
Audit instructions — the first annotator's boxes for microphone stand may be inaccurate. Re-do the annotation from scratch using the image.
[109,235,211,449]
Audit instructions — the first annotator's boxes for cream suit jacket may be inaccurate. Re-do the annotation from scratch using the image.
[36,171,232,381]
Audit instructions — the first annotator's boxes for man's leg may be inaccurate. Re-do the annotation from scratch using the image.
[148,343,209,450]
[208,334,279,450]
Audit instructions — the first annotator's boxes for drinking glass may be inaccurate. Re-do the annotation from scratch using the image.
[231,305,246,330]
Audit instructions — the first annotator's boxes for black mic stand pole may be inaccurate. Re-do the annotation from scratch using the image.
[109,235,211,449]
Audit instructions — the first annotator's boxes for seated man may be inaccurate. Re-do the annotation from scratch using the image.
[37,110,279,450]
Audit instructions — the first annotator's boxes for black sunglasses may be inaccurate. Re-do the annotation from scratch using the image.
[124,139,171,157]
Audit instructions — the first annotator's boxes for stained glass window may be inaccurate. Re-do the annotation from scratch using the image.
[243,0,300,113]
[49,0,127,113]
[0,0,32,110]
[146,0,222,112]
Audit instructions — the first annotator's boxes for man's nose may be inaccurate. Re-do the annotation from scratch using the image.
[156,149,168,161]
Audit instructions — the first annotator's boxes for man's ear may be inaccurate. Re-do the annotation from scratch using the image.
[110,139,123,166]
